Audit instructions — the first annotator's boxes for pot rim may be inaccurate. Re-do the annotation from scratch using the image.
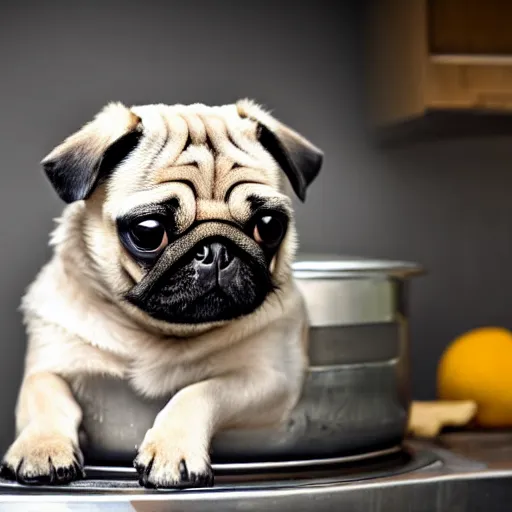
[293,254,425,280]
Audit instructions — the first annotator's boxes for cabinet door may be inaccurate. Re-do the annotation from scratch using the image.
[427,0,512,111]
[429,0,512,56]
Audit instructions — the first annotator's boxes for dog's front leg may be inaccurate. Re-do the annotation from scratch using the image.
[0,372,84,485]
[134,369,291,489]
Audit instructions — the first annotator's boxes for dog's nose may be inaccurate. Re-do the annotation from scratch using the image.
[194,242,234,275]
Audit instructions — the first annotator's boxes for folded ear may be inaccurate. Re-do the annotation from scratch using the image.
[236,99,323,201]
[42,102,143,203]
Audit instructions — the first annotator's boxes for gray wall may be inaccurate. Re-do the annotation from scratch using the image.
[1,0,512,453]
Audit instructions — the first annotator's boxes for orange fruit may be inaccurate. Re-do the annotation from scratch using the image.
[437,327,512,427]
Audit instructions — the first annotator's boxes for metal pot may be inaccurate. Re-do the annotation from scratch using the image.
[76,255,423,465]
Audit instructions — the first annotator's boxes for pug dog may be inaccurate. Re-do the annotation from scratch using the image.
[0,100,323,489]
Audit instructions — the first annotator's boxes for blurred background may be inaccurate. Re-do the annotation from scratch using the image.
[1,0,512,453]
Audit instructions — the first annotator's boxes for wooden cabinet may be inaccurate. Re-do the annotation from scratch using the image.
[366,0,512,143]
[429,0,512,56]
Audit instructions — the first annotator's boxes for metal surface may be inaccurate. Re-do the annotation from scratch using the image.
[0,446,410,493]
[294,277,397,327]
[68,255,421,465]
[0,447,434,496]
[293,254,423,327]
[292,254,424,279]
[1,433,512,511]
[77,361,409,464]
[86,445,403,473]
[308,324,401,365]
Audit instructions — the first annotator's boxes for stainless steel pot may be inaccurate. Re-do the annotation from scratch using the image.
[75,255,423,465]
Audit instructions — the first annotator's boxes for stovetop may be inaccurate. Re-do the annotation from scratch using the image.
[1,432,512,511]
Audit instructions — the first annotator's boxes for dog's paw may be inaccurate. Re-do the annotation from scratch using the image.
[0,429,85,486]
[134,427,213,489]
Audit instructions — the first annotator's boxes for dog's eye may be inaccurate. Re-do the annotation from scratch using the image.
[253,215,285,248]
[128,219,168,253]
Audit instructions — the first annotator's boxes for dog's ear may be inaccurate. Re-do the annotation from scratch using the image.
[236,99,323,202]
[41,102,143,203]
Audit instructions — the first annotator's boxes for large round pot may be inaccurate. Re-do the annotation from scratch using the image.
[75,255,423,464]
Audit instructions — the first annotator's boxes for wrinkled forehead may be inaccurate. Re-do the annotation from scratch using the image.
[104,103,291,224]
[109,103,282,195]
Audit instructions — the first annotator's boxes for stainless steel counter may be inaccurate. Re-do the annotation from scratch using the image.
[1,432,512,511]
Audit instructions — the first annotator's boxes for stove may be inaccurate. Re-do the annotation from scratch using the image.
[1,432,512,511]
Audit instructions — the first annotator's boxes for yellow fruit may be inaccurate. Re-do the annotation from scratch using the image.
[437,327,512,427]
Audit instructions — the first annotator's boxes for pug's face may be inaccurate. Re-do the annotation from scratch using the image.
[42,100,322,329]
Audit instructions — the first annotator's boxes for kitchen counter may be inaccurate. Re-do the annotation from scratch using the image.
[1,431,512,511]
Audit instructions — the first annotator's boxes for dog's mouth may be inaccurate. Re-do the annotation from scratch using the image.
[124,222,274,324]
